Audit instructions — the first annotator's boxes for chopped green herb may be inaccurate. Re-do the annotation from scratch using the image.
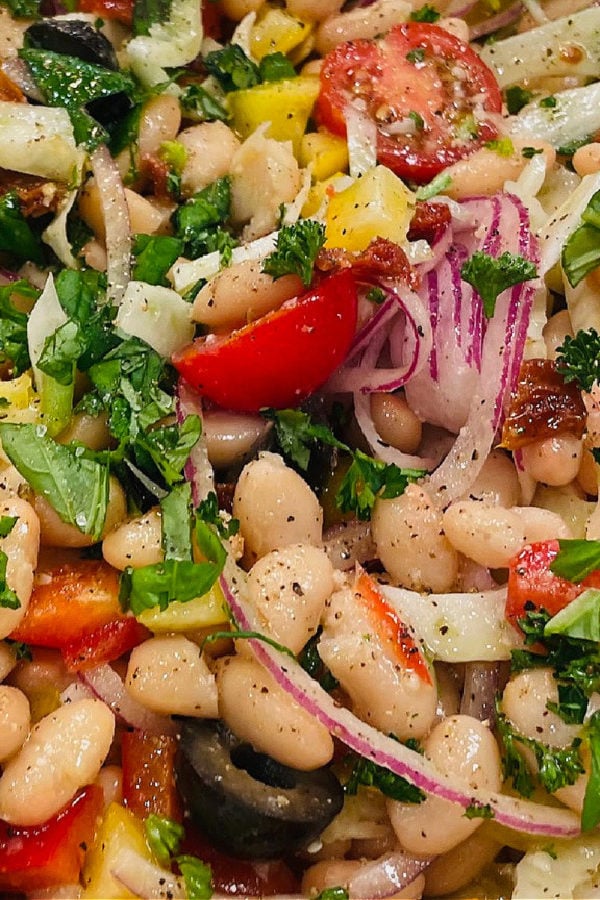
[196,491,239,540]
[299,629,339,692]
[173,177,234,260]
[366,287,386,304]
[406,48,425,63]
[544,587,600,642]
[120,556,223,615]
[201,630,295,659]
[561,191,600,288]
[258,52,296,82]
[180,84,229,122]
[262,220,326,287]
[160,482,194,562]
[315,889,349,900]
[484,137,514,157]
[415,172,452,201]
[0,515,18,610]
[550,539,600,583]
[132,234,184,287]
[582,711,600,831]
[504,85,533,114]
[0,0,41,16]
[464,802,495,819]
[132,0,172,36]
[521,146,544,159]
[408,110,425,130]
[460,250,537,318]
[144,814,184,867]
[204,44,260,93]
[540,95,557,108]
[0,280,38,374]
[4,639,32,660]
[19,48,134,110]
[176,855,213,900]
[409,4,440,21]
[345,751,425,803]
[546,682,588,725]
[0,192,44,266]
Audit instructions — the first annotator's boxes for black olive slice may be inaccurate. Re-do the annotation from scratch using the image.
[176,718,344,859]
[25,19,119,70]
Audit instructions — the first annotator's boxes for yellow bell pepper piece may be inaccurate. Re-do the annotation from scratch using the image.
[82,803,153,899]
[299,132,349,182]
[301,171,346,218]
[325,165,416,252]
[228,76,320,157]
[250,6,312,60]
[0,371,40,467]
[137,580,228,633]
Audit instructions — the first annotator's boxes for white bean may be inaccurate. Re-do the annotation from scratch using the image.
[573,142,600,177]
[217,654,333,770]
[520,434,583,487]
[36,475,126,548]
[8,646,72,697]
[0,698,114,825]
[58,412,111,451]
[203,409,270,470]
[233,452,323,565]
[286,0,343,21]
[423,827,502,896]
[95,764,122,809]
[444,139,555,201]
[138,93,181,159]
[247,543,335,654]
[511,505,572,543]
[370,392,422,455]
[387,715,502,856]
[443,501,526,569]
[301,860,361,896]
[0,640,17,682]
[315,0,412,55]
[192,259,303,330]
[319,585,437,740]
[102,507,162,570]
[371,484,458,592]
[543,309,573,360]
[0,497,40,640]
[0,685,30,762]
[126,635,218,718]
[461,449,520,508]
[177,122,240,196]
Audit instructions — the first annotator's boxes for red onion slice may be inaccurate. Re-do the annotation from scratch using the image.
[90,144,131,306]
[323,519,376,571]
[220,574,580,839]
[80,664,177,736]
[460,662,502,725]
[347,851,431,899]
[469,2,523,39]
[176,379,214,508]
[111,847,185,899]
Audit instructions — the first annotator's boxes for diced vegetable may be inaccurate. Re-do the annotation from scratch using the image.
[299,132,349,181]
[0,101,84,182]
[228,76,320,157]
[136,581,229,632]
[122,731,183,821]
[115,282,195,358]
[81,802,155,899]
[250,6,312,61]
[125,0,202,87]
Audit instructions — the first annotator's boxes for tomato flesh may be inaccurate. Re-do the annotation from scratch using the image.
[315,22,502,184]
[77,0,133,22]
[172,269,358,412]
[0,786,103,892]
[506,539,600,631]
[61,616,150,672]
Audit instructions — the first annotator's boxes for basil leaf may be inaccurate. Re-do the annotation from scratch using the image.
[582,711,600,831]
[460,250,537,318]
[546,683,588,725]
[121,558,222,614]
[0,515,19,610]
[561,190,600,288]
[175,855,213,900]
[144,814,184,867]
[550,539,600,582]
[258,52,296,83]
[135,415,201,486]
[173,177,233,260]
[0,422,109,540]
[0,280,38,374]
[345,750,425,803]
[315,889,349,900]
[544,588,600,641]
[37,320,86,386]
[180,84,229,122]
[161,482,193,561]
[19,48,135,110]
[0,192,44,265]
[204,44,260,92]
[132,234,184,286]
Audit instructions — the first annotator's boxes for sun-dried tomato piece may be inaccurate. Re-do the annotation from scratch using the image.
[501,358,586,450]
[407,200,452,244]
[0,170,63,218]
[316,236,416,286]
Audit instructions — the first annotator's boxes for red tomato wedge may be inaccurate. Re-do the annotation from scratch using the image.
[172,269,358,412]
[506,539,600,631]
[315,22,503,184]
[10,559,123,648]
[61,617,150,672]
[77,0,133,23]
[0,786,103,892]
[354,569,432,684]
[122,730,183,822]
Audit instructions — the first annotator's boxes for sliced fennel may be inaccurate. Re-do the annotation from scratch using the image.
[480,8,600,88]
[379,584,517,662]
[125,0,203,89]
[510,83,600,151]
[0,102,84,182]
[115,282,195,358]
[169,232,277,293]
[42,189,79,270]
[538,170,600,276]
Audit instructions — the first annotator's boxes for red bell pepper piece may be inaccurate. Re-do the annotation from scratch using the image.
[61,616,150,672]
[122,730,183,822]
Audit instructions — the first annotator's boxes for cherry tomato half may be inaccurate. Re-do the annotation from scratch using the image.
[172,269,358,412]
[315,22,503,184]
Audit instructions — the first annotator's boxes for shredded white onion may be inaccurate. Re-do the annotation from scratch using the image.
[345,100,378,179]
[90,144,131,306]
[80,664,177,736]
[111,847,185,899]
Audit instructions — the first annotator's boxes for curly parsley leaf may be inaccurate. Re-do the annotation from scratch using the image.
[582,711,600,831]
[556,328,600,393]
[1,0,41,16]
[464,803,495,820]
[345,751,425,803]
[204,44,260,92]
[196,490,239,540]
[409,3,440,20]
[562,190,600,287]
[172,177,235,260]
[315,889,349,900]
[262,220,326,287]
[265,407,346,470]
[460,250,537,318]
[550,539,600,583]
[176,855,213,899]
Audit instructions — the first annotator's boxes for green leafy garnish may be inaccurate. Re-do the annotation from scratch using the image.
[0,0,41,16]
[409,4,440,21]
[546,682,588,725]
[544,588,600,641]
[460,250,537,318]
[299,629,339,692]
[172,177,235,261]
[180,84,229,122]
[464,802,495,819]
[540,95,557,108]
[19,48,134,110]
[504,85,533,114]
[0,515,19,610]
[556,326,600,391]
[204,44,260,92]
[415,172,452,201]
[562,191,600,288]
[315,889,349,900]
[262,220,326,287]
[132,0,172,35]
[196,491,239,540]
[582,711,600,831]
[550,539,600,582]
[406,48,425,63]
[0,280,38,374]
[484,137,514,157]
[4,639,32,660]
[160,481,194,561]
[345,751,425,803]
[0,422,109,540]
[366,287,385,304]
[144,814,184,867]
[132,235,184,286]
[176,855,213,899]
[258,52,296,82]
[521,146,544,159]
[0,192,44,265]
[200,629,294,659]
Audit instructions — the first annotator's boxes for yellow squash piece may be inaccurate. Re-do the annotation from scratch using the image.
[299,132,349,182]
[81,803,153,899]
[228,76,320,157]
[137,580,229,633]
[325,165,416,252]
[250,6,312,60]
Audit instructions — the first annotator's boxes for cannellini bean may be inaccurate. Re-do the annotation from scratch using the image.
[388,715,502,856]
[315,0,412,54]
[0,641,17,682]
[233,452,323,565]
[203,409,270,470]
[0,698,114,825]
[423,827,503,896]
[8,646,72,697]
[220,0,264,20]
[577,442,598,497]
[0,497,40,640]
[177,121,240,196]
[0,685,30,762]
[126,635,218,718]
[102,507,162,570]
[444,139,555,200]
[35,475,126,548]
[511,505,572,542]
[57,412,111,451]
[79,182,165,242]
[138,93,181,158]
[461,449,520,508]
[217,654,334,770]
[573,142,600,177]
[95,764,122,809]
[319,585,437,740]
[371,484,458,592]
[286,0,343,21]
[543,309,573,360]
[301,860,362,895]
[246,543,335,654]
[520,434,583,486]
[370,392,422,455]
[230,130,301,240]
[443,501,527,569]
[192,259,303,330]
[0,7,26,59]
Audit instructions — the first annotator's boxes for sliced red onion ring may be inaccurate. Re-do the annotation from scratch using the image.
[348,851,431,899]
[176,379,214,507]
[80,664,177,736]
[111,847,185,899]
[221,574,580,839]
[469,2,523,39]
[90,144,131,306]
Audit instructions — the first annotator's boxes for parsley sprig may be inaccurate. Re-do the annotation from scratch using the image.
[460,250,537,318]
[262,220,326,287]
[556,328,600,393]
